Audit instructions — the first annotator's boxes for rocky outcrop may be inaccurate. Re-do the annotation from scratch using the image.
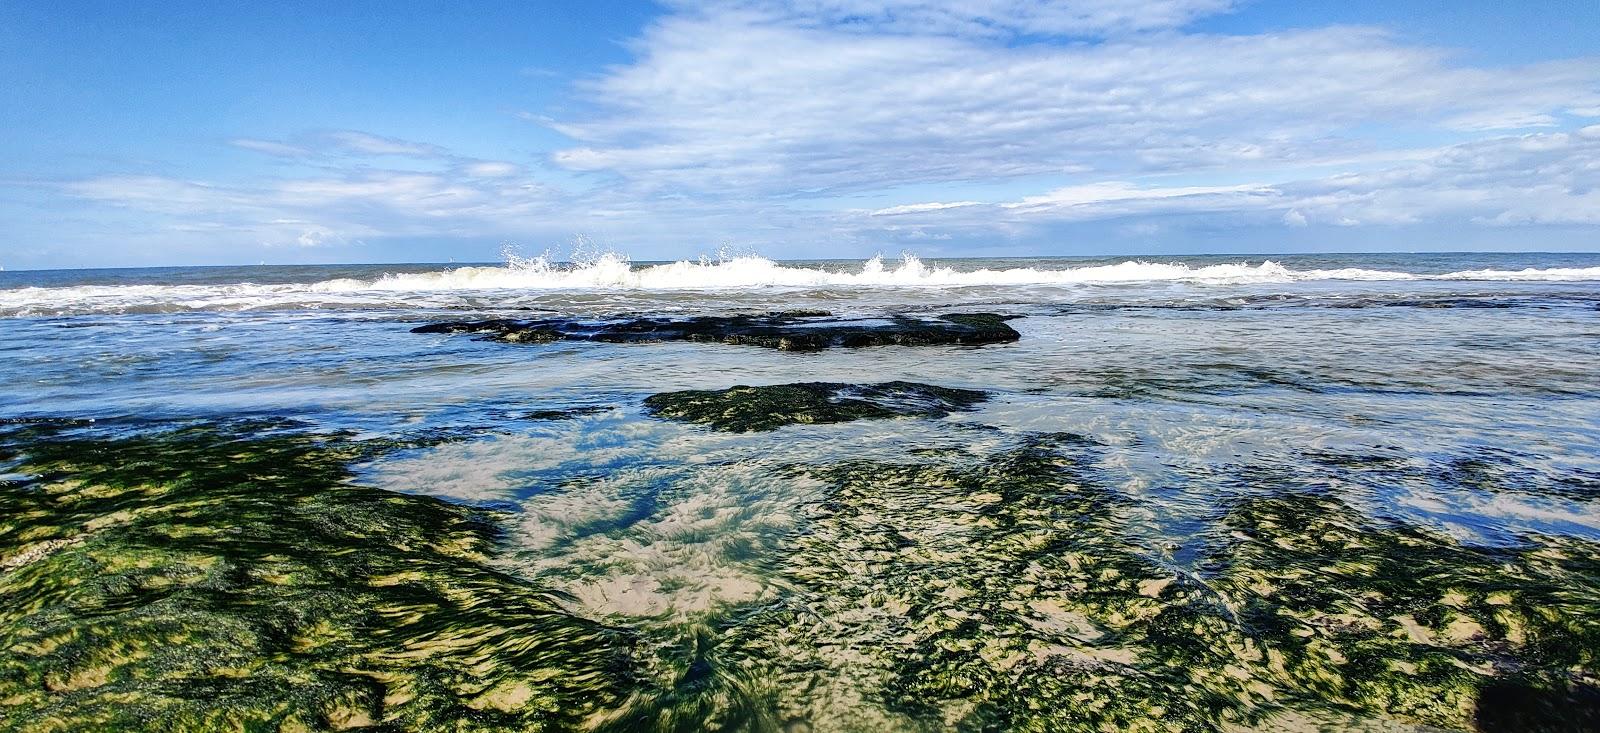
[412,312,1021,351]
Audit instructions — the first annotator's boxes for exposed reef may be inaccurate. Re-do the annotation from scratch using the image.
[643,381,989,432]
[411,312,1022,351]
[0,423,637,732]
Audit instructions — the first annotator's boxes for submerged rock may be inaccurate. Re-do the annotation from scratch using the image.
[519,405,613,421]
[643,381,989,432]
[412,312,1022,351]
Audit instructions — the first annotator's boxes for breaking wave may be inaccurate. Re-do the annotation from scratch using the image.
[3,253,1599,317]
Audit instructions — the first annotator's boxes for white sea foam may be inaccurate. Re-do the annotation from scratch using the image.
[319,254,1356,290]
[2,253,1597,316]
[1432,266,1600,281]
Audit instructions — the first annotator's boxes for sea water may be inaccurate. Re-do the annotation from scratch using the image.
[2,251,1598,729]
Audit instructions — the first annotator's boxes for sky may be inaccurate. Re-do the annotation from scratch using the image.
[1,0,1598,269]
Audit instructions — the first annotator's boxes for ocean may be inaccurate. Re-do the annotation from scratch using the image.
[2,251,1598,731]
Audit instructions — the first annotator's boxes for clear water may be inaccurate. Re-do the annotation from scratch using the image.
[4,252,1597,536]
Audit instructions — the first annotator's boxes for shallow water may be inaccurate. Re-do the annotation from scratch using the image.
[3,251,1599,730]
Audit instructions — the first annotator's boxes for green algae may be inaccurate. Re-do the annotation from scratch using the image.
[3,419,1598,732]
[643,382,989,432]
[1210,490,1600,730]
[0,423,638,732]
[673,435,1600,732]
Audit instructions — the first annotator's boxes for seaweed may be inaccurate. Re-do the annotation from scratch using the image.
[4,421,1597,732]
[0,424,639,732]
[681,435,1600,732]
[643,382,989,432]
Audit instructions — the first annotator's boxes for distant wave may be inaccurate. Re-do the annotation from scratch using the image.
[252,253,1600,290]
[3,253,1599,317]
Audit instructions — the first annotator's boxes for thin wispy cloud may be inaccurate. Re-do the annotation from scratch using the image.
[229,130,453,160]
[552,9,1600,194]
[862,127,1600,232]
[62,169,570,250]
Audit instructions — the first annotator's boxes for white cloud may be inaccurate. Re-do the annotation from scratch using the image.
[228,138,314,158]
[294,226,337,247]
[55,127,1600,255]
[870,200,981,215]
[463,161,522,178]
[1279,131,1600,227]
[863,130,1600,231]
[60,167,571,248]
[229,130,449,159]
[550,5,1600,197]
[1443,111,1559,132]
[1000,181,1273,211]
[27,2,1600,262]
[322,131,446,157]
[67,176,256,214]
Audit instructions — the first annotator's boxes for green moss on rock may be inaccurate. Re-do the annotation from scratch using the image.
[688,435,1600,732]
[1210,490,1600,731]
[0,424,638,732]
[4,420,1597,732]
[643,382,988,432]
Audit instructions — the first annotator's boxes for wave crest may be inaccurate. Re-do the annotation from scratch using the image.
[314,254,1341,292]
[2,253,1598,317]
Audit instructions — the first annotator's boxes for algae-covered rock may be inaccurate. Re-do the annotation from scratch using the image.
[643,382,989,432]
[0,423,638,732]
[412,312,1022,351]
[4,419,1597,732]
[1210,490,1600,731]
[684,435,1600,732]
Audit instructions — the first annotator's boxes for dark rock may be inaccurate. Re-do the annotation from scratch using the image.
[521,406,613,421]
[643,381,989,432]
[1475,679,1600,732]
[412,312,1022,351]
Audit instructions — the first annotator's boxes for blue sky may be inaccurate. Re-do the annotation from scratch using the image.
[2,0,1598,268]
